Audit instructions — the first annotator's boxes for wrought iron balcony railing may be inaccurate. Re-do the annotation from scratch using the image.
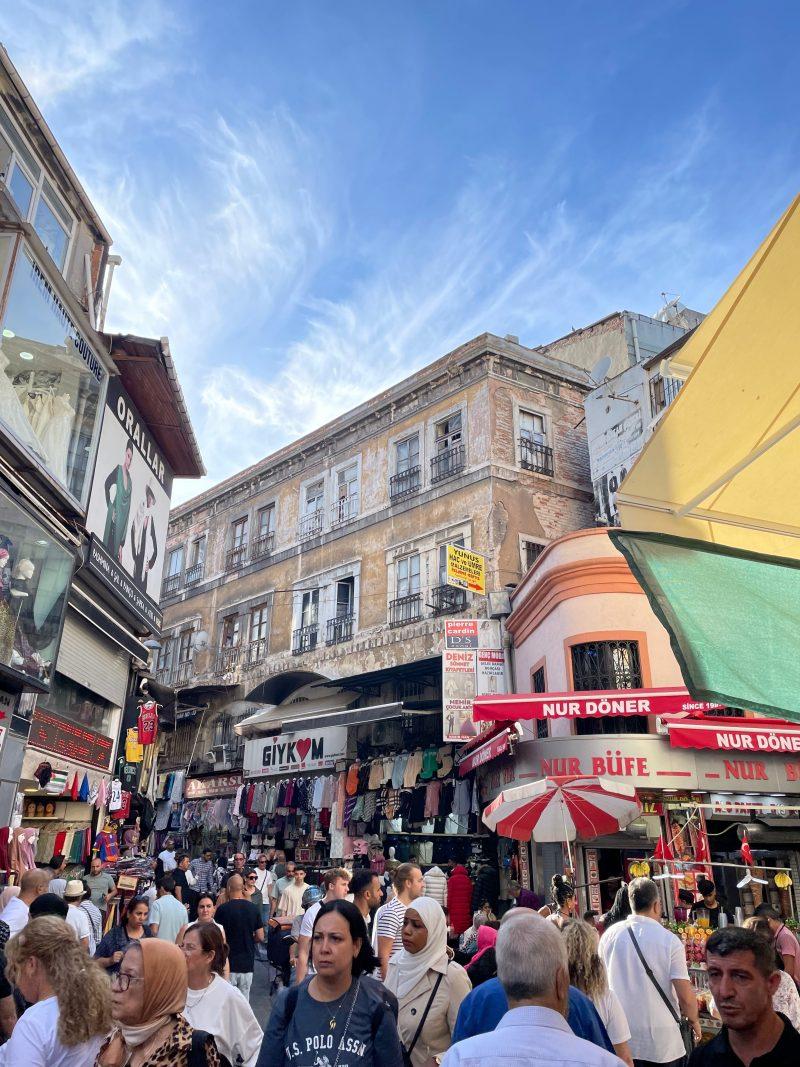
[292,623,319,654]
[215,645,241,674]
[430,444,466,484]
[250,531,275,561]
[389,593,423,628]
[162,573,182,597]
[331,495,359,526]
[326,614,354,645]
[389,465,421,501]
[225,543,248,571]
[519,438,554,476]
[430,584,467,616]
[297,511,324,541]
[185,562,204,586]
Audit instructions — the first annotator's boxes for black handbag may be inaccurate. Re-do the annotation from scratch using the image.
[402,972,444,1067]
[626,927,695,1062]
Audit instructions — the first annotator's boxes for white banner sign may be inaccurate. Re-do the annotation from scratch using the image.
[244,726,348,778]
[443,628,505,742]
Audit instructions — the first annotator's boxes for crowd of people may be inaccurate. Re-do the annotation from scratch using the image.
[0,847,798,1067]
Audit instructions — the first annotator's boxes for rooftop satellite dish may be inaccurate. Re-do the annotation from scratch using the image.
[192,630,210,652]
[588,355,612,386]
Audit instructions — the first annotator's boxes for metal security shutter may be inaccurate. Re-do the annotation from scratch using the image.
[56,610,129,706]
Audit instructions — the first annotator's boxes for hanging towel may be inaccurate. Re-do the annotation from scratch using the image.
[95,778,108,809]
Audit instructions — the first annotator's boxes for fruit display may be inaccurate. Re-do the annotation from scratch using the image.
[669,918,712,964]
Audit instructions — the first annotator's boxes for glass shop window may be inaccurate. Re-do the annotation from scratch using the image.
[0,248,104,503]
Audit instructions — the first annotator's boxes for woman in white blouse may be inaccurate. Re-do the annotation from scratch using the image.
[563,919,634,1067]
[181,923,263,1067]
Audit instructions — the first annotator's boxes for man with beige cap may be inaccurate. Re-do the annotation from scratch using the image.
[63,879,92,952]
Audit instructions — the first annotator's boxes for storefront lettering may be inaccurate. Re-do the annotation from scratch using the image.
[543,697,652,718]
[29,258,103,381]
[115,392,166,486]
[785,761,800,781]
[723,759,768,781]
[541,751,650,778]
[262,736,324,768]
[711,730,800,753]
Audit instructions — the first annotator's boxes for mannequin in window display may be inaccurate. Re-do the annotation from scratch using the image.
[103,439,134,563]
[0,349,49,461]
[0,539,14,663]
[38,392,75,484]
[130,483,158,593]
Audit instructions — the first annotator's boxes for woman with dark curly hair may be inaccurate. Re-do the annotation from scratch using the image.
[257,899,403,1067]
[3,915,111,1065]
[538,875,576,929]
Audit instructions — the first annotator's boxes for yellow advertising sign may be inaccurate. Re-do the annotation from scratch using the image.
[446,544,485,595]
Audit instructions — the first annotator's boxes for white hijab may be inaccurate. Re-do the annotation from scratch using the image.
[385,896,449,1000]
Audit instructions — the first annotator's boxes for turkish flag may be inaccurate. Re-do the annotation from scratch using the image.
[694,829,711,864]
[653,835,675,861]
[741,833,754,866]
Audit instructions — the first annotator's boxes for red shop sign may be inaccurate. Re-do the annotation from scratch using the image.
[666,716,800,754]
[473,687,724,723]
[457,728,513,776]
[29,708,113,771]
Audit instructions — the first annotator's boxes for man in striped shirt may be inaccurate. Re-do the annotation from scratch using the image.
[375,862,425,979]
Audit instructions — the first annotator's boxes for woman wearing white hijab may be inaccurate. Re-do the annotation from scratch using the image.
[385,896,471,1067]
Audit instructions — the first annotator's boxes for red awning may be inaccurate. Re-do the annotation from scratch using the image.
[456,724,517,777]
[666,716,800,753]
[473,687,724,723]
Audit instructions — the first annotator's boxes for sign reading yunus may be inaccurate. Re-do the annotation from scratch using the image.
[446,544,485,595]
[244,726,347,778]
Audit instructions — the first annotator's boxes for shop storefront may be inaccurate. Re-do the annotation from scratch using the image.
[480,733,800,920]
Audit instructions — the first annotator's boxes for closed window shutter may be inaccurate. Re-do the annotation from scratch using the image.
[56,610,128,706]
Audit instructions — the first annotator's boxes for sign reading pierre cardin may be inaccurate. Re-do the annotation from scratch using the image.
[244,726,348,778]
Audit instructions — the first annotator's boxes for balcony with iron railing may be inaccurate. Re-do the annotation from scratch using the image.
[215,645,242,674]
[430,584,467,616]
[389,592,423,628]
[162,572,182,597]
[331,494,359,526]
[430,443,466,484]
[225,543,249,571]
[242,636,269,669]
[389,465,421,501]
[292,623,319,654]
[172,658,193,686]
[519,438,554,476]
[326,614,354,645]
[297,511,324,541]
[250,531,275,561]
[185,562,204,586]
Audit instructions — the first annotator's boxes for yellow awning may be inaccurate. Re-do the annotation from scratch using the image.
[616,192,800,557]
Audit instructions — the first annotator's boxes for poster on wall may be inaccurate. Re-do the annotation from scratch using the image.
[443,619,505,742]
[84,379,172,630]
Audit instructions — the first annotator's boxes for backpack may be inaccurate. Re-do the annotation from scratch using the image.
[188,1029,232,1067]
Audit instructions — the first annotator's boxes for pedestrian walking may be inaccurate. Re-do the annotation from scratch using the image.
[2,915,110,1066]
[601,885,631,932]
[458,910,489,959]
[470,863,500,915]
[375,863,425,979]
[690,926,800,1066]
[753,903,798,982]
[599,877,700,1067]
[464,925,498,987]
[0,869,49,935]
[214,873,264,1001]
[443,910,623,1067]
[538,875,577,928]
[85,856,118,922]
[96,939,220,1066]
[190,849,217,895]
[276,865,308,917]
[62,878,93,953]
[95,895,153,974]
[452,910,615,1052]
[250,854,274,924]
[79,881,104,954]
[296,867,351,983]
[708,917,800,1033]
[182,923,263,1067]
[563,919,633,1067]
[47,854,68,897]
[148,876,189,942]
[28,892,68,921]
[385,895,471,1067]
[351,870,383,937]
[156,838,177,878]
[257,899,404,1067]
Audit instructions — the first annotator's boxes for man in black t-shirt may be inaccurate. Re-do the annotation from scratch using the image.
[173,853,199,920]
[690,878,732,931]
[690,927,800,1067]
[215,873,264,1002]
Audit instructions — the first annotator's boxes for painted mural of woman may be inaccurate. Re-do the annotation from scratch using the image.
[103,438,134,563]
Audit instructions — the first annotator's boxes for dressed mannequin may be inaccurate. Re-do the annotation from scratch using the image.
[38,393,75,484]
[0,351,49,460]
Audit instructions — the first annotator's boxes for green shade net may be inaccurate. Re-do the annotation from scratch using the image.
[608,530,800,722]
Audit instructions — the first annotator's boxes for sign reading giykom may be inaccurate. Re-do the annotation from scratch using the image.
[244,725,347,778]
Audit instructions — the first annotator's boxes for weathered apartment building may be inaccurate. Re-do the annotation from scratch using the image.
[155,333,597,773]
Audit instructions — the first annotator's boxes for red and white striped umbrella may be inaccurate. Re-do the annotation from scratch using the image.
[482,775,642,845]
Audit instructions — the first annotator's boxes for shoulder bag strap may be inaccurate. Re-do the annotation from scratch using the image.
[406,972,445,1058]
[626,926,681,1024]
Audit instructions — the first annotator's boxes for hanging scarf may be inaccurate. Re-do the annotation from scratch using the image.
[385,896,449,1000]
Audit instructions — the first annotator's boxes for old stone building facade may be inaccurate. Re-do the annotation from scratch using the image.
[155,332,595,773]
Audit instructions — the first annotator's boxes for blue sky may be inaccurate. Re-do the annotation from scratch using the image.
[1,2,798,502]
